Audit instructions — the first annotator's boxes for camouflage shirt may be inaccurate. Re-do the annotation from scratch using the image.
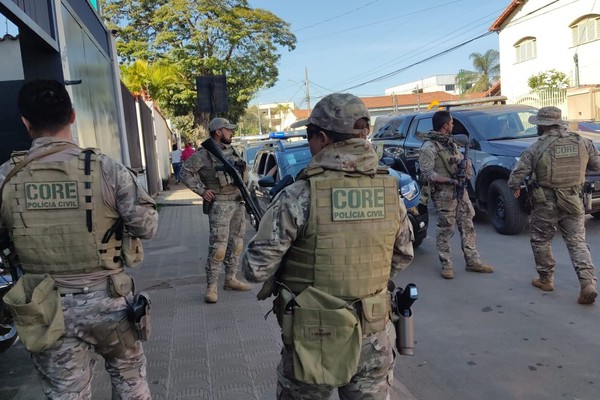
[508,126,600,189]
[241,138,414,283]
[179,143,248,197]
[0,137,158,239]
[418,131,463,184]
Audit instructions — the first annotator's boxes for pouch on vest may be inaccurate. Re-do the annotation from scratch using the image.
[291,286,361,387]
[107,271,133,298]
[555,188,584,214]
[359,289,390,335]
[531,187,547,204]
[273,288,295,346]
[122,235,144,268]
[3,274,65,352]
[419,182,432,205]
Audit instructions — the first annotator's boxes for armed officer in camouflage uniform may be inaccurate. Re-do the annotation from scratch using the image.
[419,110,494,279]
[180,117,251,303]
[241,93,414,400]
[508,106,600,305]
[0,80,157,399]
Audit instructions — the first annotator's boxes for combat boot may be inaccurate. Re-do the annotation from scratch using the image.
[531,273,554,292]
[205,285,218,303]
[578,282,597,305]
[441,267,454,280]
[466,262,494,273]
[224,276,251,291]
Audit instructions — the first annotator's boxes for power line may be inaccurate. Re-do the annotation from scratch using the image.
[339,31,494,92]
[295,0,382,32]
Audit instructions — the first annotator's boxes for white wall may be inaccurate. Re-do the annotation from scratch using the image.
[151,106,173,182]
[498,0,600,99]
[385,75,459,95]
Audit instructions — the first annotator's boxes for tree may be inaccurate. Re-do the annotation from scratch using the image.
[455,69,478,95]
[100,0,296,132]
[455,49,499,94]
[120,60,185,111]
[527,69,570,92]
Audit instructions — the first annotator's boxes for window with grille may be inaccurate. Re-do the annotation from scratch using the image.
[571,15,600,45]
[514,37,536,63]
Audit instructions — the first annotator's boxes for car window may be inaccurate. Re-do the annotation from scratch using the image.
[245,146,261,166]
[415,118,432,141]
[388,118,406,138]
[373,123,392,139]
[280,146,312,178]
[265,154,277,179]
[468,110,538,140]
[255,153,267,175]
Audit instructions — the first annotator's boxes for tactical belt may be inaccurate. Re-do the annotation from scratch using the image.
[213,193,243,201]
[58,281,107,296]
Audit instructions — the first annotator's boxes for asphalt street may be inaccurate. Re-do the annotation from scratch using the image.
[0,183,598,399]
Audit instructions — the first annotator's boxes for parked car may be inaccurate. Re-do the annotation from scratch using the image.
[249,139,429,247]
[371,96,600,235]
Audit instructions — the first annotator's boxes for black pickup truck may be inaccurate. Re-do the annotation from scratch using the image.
[371,96,600,235]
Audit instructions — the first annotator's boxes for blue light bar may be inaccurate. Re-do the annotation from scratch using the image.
[269,131,286,139]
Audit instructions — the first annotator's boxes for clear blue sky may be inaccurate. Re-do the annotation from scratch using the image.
[248,0,508,107]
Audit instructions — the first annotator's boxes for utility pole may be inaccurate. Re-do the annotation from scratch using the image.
[573,53,580,87]
[305,67,311,113]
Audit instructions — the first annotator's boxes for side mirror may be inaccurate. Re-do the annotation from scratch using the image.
[453,134,470,147]
[258,175,276,187]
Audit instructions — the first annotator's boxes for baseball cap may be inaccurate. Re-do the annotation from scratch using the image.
[291,93,370,135]
[528,106,568,127]
[208,117,237,132]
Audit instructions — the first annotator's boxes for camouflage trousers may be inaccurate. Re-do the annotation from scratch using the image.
[30,290,150,400]
[205,200,246,286]
[530,199,596,284]
[276,322,395,399]
[432,187,481,267]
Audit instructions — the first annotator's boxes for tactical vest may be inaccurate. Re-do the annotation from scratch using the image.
[197,148,243,195]
[430,140,460,179]
[280,167,401,301]
[0,149,122,274]
[535,133,587,188]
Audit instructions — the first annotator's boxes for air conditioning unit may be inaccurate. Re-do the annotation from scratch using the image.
[567,86,600,121]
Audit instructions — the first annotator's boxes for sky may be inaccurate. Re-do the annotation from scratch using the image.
[1,0,508,108]
[247,0,509,107]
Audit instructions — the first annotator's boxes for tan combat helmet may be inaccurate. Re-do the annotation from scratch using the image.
[292,93,370,136]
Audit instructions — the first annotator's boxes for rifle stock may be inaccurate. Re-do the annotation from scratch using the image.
[200,138,264,228]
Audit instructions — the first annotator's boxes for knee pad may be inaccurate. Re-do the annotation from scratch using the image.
[233,238,244,257]
[212,243,227,262]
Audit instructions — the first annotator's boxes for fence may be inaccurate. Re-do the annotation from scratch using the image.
[509,88,568,116]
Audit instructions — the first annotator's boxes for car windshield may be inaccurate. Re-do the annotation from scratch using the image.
[468,109,539,140]
[280,145,312,178]
[245,145,261,166]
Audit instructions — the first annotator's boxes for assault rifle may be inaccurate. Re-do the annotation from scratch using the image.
[0,228,22,284]
[201,138,264,228]
[388,280,418,355]
[454,134,470,201]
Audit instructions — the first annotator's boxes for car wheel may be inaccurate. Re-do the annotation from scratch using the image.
[486,179,527,235]
[0,323,18,353]
[412,237,424,248]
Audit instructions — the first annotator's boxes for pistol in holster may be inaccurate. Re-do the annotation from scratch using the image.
[202,199,214,215]
[128,291,151,341]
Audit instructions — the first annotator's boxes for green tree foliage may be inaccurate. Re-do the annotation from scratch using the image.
[120,60,184,112]
[100,0,296,132]
[455,49,499,94]
[527,69,570,92]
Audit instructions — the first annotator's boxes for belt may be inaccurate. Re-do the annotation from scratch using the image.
[59,281,107,297]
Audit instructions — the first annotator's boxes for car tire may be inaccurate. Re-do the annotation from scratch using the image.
[486,179,527,235]
[413,237,424,248]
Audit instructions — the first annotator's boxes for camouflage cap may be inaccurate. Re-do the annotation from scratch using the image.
[528,106,568,127]
[291,93,370,135]
[208,117,236,132]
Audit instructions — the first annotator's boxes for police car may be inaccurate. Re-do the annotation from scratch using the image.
[249,137,429,247]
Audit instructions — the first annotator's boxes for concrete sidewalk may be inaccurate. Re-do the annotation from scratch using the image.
[0,183,415,399]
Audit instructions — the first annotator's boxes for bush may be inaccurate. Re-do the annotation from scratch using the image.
[527,69,569,91]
